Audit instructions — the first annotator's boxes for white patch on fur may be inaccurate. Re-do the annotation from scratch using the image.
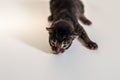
[50,40,57,46]
[61,41,70,49]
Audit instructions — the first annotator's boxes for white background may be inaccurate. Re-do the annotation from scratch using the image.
[0,0,120,80]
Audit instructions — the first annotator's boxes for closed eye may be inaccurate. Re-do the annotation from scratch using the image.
[62,41,71,49]
[51,41,55,46]
[63,44,68,48]
[50,40,57,46]
[64,40,71,44]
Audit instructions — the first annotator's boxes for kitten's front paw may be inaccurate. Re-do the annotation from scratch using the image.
[86,41,98,50]
[84,20,92,25]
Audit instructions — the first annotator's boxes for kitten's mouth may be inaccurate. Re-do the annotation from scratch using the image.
[53,48,65,54]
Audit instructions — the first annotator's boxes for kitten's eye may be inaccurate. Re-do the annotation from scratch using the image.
[50,40,56,46]
[67,41,71,44]
[51,41,55,46]
[63,45,67,48]
[62,41,71,49]
[64,41,70,44]
[63,44,69,49]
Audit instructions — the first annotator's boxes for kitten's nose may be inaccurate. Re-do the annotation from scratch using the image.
[56,48,61,53]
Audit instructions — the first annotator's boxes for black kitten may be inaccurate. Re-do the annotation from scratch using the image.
[46,0,98,54]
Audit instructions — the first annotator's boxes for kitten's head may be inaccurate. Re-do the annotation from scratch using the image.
[46,20,78,54]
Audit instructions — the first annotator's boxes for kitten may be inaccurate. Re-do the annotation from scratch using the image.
[46,0,98,54]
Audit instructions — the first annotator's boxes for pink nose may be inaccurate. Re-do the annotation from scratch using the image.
[56,48,61,53]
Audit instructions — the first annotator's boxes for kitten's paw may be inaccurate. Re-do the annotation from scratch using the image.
[80,16,92,26]
[86,41,98,50]
[83,20,92,26]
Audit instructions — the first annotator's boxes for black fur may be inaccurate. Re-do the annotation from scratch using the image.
[52,21,74,42]
[47,0,98,54]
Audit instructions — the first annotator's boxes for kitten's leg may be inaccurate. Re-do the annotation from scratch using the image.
[76,24,98,49]
[77,1,92,25]
[48,15,54,22]
[79,15,92,25]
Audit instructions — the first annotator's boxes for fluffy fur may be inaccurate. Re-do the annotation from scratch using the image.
[47,0,98,54]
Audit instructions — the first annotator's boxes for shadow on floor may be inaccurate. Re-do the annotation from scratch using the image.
[16,24,52,53]
[10,2,53,53]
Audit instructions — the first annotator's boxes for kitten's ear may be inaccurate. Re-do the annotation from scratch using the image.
[71,33,78,39]
[46,27,53,32]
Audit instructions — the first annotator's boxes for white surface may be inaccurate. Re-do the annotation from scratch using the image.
[0,0,120,80]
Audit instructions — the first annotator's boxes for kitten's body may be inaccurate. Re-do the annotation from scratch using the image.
[47,0,98,54]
